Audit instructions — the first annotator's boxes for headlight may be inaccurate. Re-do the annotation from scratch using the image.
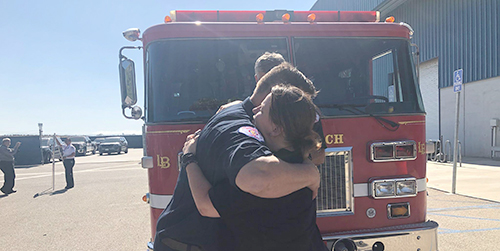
[396,179,417,196]
[371,178,417,199]
[373,181,395,197]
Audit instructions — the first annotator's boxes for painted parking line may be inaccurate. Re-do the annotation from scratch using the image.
[439,227,500,234]
[428,204,500,212]
[14,164,141,181]
[429,212,500,222]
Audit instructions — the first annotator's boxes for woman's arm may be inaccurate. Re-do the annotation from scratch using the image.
[185,162,220,218]
[182,131,220,218]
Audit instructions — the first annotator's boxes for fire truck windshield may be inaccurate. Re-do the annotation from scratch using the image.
[294,37,424,117]
[146,37,423,123]
[146,38,289,123]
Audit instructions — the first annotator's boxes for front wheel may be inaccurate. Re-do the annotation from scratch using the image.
[124,148,128,154]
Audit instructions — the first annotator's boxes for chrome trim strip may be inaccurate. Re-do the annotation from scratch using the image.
[150,194,172,209]
[141,156,153,168]
[353,178,426,198]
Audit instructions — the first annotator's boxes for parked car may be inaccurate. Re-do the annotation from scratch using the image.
[99,137,128,155]
[69,136,96,156]
[94,137,105,152]
[40,137,62,163]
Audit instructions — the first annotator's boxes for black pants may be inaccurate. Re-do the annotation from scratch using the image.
[0,161,15,193]
[63,159,75,188]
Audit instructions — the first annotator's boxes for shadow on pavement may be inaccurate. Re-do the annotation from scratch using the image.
[33,188,69,198]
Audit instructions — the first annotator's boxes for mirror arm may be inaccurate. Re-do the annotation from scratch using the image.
[119,46,142,61]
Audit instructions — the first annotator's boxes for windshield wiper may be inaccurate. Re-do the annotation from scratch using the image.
[320,104,400,132]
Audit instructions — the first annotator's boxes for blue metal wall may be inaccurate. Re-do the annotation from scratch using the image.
[387,0,499,88]
[311,0,384,11]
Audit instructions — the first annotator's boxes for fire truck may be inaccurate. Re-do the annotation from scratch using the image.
[118,10,438,251]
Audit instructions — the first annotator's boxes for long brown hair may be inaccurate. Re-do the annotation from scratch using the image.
[269,84,321,156]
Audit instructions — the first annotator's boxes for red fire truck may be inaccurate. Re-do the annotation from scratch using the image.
[118,10,438,251]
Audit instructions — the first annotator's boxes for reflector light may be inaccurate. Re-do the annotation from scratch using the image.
[307,13,316,22]
[371,140,417,162]
[282,13,291,22]
[142,193,150,203]
[385,16,396,23]
[256,13,264,22]
[388,202,410,219]
[164,16,172,23]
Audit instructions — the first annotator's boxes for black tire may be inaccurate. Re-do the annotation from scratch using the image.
[117,150,121,154]
[124,148,128,154]
[99,152,103,156]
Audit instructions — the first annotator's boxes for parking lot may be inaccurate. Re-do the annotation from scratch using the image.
[0,149,150,251]
[1,150,499,250]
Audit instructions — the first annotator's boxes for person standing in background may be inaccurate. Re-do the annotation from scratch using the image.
[0,138,21,195]
[56,137,76,189]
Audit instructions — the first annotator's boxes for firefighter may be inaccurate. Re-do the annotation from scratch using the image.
[154,63,321,251]
[183,84,329,251]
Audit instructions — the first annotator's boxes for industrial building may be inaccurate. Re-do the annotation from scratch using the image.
[312,0,500,157]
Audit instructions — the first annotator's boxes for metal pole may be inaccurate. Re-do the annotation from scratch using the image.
[452,92,460,194]
[38,123,43,165]
[52,134,56,191]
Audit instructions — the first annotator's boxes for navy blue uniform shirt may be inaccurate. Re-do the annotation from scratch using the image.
[154,97,272,251]
[208,148,328,251]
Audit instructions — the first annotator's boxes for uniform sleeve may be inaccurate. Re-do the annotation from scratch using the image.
[313,118,327,149]
[220,130,272,187]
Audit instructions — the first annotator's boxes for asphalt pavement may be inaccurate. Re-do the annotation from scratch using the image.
[1,151,499,250]
[0,149,150,251]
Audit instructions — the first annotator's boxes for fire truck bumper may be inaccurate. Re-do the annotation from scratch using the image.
[323,220,438,251]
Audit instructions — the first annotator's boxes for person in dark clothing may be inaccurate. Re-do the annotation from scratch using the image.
[183,85,328,251]
[56,137,76,189]
[153,63,322,251]
[0,138,21,195]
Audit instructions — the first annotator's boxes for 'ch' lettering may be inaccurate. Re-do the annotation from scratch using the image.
[325,134,344,145]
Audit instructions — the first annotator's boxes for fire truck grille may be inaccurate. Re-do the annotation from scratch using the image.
[316,148,353,215]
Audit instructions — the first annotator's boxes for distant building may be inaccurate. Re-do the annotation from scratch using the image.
[312,0,500,157]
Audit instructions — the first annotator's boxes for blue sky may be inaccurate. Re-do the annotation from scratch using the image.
[1,0,315,136]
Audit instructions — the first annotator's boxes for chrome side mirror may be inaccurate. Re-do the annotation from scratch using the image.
[118,46,142,120]
[119,58,137,108]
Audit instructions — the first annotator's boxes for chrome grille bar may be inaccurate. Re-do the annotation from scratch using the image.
[317,147,354,216]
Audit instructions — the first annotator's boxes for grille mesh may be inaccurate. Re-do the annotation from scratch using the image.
[316,151,349,212]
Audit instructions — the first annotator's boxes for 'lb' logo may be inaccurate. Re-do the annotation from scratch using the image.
[418,142,426,155]
[157,155,171,169]
[325,134,344,145]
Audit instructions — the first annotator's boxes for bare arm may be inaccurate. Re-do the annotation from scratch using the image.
[185,162,220,218]
[235,156,320,199]
[182,132,220,218]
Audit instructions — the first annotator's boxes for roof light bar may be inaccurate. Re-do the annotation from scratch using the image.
[167,10,380,23]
